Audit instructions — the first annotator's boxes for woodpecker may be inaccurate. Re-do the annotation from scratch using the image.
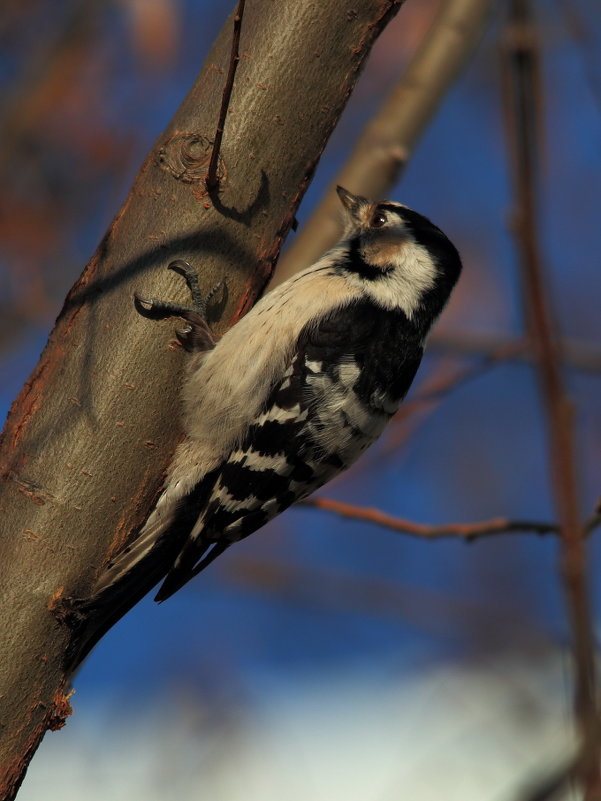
[94,186,462,602]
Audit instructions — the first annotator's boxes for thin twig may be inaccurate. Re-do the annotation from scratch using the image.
[205,0,245,191]
[429,331,601,374]
[585,503,601,536]
[514,737,601,801]
[559,0,601,125]
[514,755,580,801]
[300,497,558,542]
[502,2,601,796]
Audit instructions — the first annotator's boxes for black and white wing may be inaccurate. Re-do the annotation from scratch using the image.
[155,298,423,601]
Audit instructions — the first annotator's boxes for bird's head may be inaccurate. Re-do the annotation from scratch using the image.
[336,185,462,326]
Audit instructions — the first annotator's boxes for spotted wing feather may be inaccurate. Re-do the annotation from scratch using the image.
[155,299,423,601]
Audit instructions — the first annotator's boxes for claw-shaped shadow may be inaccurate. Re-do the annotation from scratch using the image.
[208,169,270,226]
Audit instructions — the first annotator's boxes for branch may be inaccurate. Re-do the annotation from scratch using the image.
[502,2,601,795]
[515,755,581,801]
[585,503,601,536]
[560,0,601,126]
[301,497,558,541]
[205,0,245,191]
[220,555,549,641]
[0,3,103,175]
[0,1,407,796]
[429,330,601,374]
[273,0,493,284]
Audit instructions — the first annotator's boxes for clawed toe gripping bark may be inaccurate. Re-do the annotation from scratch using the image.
[134,260,225,352]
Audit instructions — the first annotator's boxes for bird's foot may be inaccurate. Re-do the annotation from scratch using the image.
[134,260,225,352]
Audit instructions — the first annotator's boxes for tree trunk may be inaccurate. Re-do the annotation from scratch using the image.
[0,1,404,797]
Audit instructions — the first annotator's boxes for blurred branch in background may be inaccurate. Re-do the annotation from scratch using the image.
[220,554,549,646]
[384,329,601,457]
[516,755,582,801]
[273,0,494,284]
[0,1,106,339]
[403,338,528,409]
[384,328,601,459]
[0,0,181,353]
[502,0,601,797]
[560,0,601,123]
[429,331,601,374]
[120,0,181,70]
[0,1,104,175]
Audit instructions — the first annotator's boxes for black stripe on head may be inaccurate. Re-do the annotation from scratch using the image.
[377,202,405,215]
[345,237,388,281]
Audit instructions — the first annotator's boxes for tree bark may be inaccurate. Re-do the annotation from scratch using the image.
[0,1,404,797]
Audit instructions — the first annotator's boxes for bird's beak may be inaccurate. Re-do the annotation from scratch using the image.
[336,186,368,220]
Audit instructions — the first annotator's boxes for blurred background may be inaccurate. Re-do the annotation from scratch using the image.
[2,0,600,798]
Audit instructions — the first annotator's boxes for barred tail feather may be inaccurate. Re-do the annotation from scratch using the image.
[92,510,173,595]
[93,455,221,597]
[152,499,217,601]
[66,507,187,671]
[154,529,230,602]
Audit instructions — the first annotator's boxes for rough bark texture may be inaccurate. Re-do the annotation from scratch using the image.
[0,1,404,797]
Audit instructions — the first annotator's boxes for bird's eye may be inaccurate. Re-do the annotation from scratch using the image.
[371,211,387,228]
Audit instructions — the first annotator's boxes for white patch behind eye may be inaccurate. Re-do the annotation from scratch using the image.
[357,242,437,318]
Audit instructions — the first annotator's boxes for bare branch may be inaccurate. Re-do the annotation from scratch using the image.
[514,756,580,801]
[559,0,601,125]
[0,2,104,175]
[206,0,246,191]
[585,502,601,536]
[273,0,493,284]
[502,1,601,794]
[301,496,558,541]
[429,331,601,374]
